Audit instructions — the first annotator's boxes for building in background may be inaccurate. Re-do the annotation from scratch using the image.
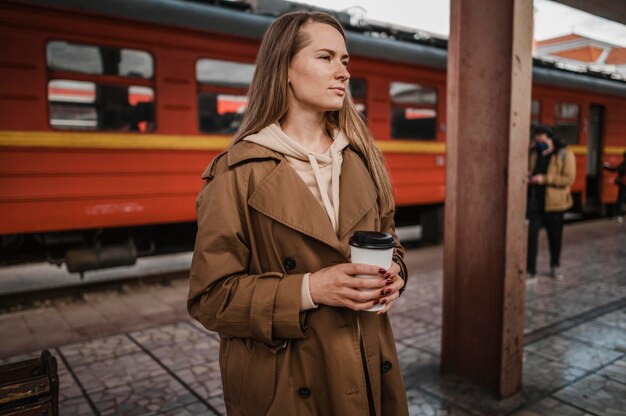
[535,34,626,78]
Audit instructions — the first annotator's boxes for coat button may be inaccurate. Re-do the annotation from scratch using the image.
[298,386,311,399]
[283,257,296,271]
[381,360,393,374]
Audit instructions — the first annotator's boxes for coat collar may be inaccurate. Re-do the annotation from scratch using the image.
[236,140,378,255]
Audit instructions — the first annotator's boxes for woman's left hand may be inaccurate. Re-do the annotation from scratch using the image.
[376,261,405,315]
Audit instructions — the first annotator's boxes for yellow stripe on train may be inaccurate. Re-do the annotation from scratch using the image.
[0,131,624,155]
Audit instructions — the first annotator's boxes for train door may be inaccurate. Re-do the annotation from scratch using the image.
[585,104,604,212]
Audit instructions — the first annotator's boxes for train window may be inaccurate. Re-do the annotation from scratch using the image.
[198,93,246,134]
[47,41,153,78]
[196,59,255,88]
[531,99,541,123]
[390,82,437,140]
[554,102,580,144]
[349,77,367,118]
[48,80,155,132]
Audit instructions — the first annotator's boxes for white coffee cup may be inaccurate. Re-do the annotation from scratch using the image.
[349,231,395,312]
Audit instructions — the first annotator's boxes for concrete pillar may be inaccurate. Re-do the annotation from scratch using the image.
[442,0,533,398]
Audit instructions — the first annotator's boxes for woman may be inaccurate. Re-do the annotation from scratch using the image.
[188,11,409,415]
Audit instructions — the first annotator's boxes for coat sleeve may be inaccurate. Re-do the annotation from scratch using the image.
[546,149,576,188]
[187,168,306,344]
[380,204,408,293]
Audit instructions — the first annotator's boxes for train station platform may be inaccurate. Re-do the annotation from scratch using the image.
[0,219,624,415]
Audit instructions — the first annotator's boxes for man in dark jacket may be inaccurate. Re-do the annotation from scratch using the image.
[526,125,576,283]
[603,151,626,223]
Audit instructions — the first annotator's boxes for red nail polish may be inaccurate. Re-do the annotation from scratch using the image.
[385,279,392,285]
[381,299,387,304]
[380,289,385,296]
[385,288,392,294]
[384,273,391,278]
[373,300,379,305]
[378,268,387,274]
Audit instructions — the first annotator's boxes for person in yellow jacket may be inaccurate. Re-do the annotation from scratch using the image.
[526,125,576,283]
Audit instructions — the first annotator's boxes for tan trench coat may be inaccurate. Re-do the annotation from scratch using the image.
[188,140,409,416]
[529,145,576,212]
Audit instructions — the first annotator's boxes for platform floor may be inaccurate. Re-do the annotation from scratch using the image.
[0,219,624,415]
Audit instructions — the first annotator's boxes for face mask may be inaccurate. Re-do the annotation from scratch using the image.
[536,142,549,152]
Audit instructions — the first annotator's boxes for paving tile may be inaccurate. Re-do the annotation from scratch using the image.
[206,395,226,416]
[0,314,41,357]
[525,335,622,371]
[406,388,471,416]
[72,352,166,392]
[157,401,219,415]
[524,308,563,333]
[400,328,442,356]
[88,292,150,324]
[596,357,626,385]
[525,296,595,319]
[560,321,626,351]
[593,310,626,331]
[511,396,595,416]
[391,313,440,341]
[58,369,84,401]
[521,351,586,402]
[58,395,97,416]
[60,334,141,367]
[57,301,109,329]
[131,321,208,349]
[178,361,223,399]
[553,374,626,416]
[120,292,175,317]
[147,334,220,371]
[419,373,524,416]
[398,345,440,388]
[89,373,196,416]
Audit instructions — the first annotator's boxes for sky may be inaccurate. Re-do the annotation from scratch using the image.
[287,0,626,47]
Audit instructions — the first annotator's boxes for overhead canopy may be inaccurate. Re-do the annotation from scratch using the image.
[553,0,626,25]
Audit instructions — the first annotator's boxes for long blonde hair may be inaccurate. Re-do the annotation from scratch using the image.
[234,11,394,209]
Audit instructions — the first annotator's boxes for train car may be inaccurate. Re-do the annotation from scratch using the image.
[1,0,625,272]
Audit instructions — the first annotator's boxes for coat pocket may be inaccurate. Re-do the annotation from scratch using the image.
[223,338,280,416]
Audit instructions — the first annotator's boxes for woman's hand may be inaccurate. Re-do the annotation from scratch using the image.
[376,261,405,315]
[309,263,388,311]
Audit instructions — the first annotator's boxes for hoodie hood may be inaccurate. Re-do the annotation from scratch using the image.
[243,123,350,231]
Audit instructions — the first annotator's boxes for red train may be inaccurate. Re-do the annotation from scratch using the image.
[1,0,625,272]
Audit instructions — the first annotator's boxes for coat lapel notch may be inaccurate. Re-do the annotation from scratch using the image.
[248,161,344,253]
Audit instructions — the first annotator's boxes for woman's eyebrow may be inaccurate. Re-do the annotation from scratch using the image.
[315,48,350,60]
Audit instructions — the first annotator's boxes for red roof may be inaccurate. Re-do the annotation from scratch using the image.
[552,46,604,63]
[606,48,626,65]
[536,34,585,47]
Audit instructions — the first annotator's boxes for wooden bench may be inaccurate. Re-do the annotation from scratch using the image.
[0,350,59,416]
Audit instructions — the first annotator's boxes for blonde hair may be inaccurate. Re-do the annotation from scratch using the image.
[233,11,394,210]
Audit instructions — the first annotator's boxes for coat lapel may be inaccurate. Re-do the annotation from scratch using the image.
[338,150,378,240]
[248,160,344,253]
[245,144,377,255]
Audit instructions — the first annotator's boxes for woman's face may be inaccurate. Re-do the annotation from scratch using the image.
[287,22,350,114]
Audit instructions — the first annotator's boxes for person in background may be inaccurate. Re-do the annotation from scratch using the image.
[188,11,409,416]
[526,125,576,283]
[602,151,626,223]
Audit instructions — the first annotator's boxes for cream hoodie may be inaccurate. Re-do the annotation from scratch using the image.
[244,123,350,311]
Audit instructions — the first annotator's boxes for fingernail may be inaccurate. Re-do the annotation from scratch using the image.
[385,288,392,294]
[384,273,391,279]
[381,299,387,304]
[378,268,387,274]
[380,289,385,296]
[385,279,393,285]
[373,300,379,305]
